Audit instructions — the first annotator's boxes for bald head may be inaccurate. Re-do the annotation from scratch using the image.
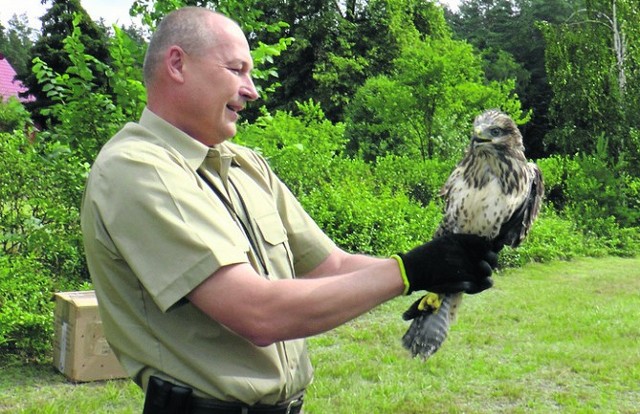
[141,7,258,146]
[143,7,241,86]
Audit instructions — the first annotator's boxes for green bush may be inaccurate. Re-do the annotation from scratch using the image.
[0,131,88,280]
[0,18,146,361]
[373,155,455,206]
[537,154,640,256]
[498,208,586,267]
[538,154,639,228]
[237,101,348,197]
[0,127,89,360]
[239,105,639,261]
[237,104,441,254]
[0,255,55,362]
[299,167,442,255]
[0,97,33,133]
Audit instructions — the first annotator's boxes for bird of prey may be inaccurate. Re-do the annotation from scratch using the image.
[402,109,544,359]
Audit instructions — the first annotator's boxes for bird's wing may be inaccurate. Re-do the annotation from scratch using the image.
[492,163,544,250]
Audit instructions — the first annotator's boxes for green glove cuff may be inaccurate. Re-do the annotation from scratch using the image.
[390,254,410,295]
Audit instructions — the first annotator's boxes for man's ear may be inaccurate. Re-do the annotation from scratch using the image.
[166,46,187,83]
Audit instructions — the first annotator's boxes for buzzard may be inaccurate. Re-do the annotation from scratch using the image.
[402,109,544,359]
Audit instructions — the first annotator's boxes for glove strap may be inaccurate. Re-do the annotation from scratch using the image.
[390,254,410,295]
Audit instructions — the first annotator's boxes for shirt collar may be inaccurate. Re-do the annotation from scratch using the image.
[138,108,242,176]
[139,108,211,171]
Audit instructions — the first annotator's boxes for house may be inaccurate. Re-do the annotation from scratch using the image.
[0,53,35,102]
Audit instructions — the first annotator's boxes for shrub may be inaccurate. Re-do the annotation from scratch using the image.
[0,255,55,362]
[0,131,88,281]
[0,17,139,360]
[239,107,639,262]
[373,155,455,206]
[237,100,348,197]
[237,104,441,254]
[0,97,33,133]
[0,128,89,360]
[538,154,639,229]
[499,208,587,268]
[299,165,442,255]
[536,154,639,258]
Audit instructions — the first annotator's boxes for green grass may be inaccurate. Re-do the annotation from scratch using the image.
[1,257,639,413]
[0,363,143,413]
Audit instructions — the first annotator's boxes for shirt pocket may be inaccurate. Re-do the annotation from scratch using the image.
[253,212,295,279]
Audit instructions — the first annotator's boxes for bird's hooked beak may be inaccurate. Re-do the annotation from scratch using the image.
[471,126,493,147]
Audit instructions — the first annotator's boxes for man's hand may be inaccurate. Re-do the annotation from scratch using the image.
[393,234,497,295]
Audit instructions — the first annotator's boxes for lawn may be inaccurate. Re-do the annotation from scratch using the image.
[1,256,638,413]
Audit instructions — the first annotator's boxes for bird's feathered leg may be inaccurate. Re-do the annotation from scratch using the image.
[401,292,463,359]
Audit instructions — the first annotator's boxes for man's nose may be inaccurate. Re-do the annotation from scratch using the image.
[241,76,259,101]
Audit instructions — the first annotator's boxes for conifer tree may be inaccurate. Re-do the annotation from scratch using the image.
[19,0,110,124]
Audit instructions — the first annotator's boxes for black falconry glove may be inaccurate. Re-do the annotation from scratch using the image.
[392,233,497,296]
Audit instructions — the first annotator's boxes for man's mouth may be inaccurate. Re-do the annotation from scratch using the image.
[226,104,243,113]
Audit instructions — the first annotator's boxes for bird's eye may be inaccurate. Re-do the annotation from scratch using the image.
[489,127,502,137]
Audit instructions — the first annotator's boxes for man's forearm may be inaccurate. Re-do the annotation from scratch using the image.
[302,247,389,279]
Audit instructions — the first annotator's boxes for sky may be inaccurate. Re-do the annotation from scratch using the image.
[0,0,461,31]
[0,0,141,30]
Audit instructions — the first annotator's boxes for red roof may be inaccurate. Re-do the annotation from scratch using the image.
[0,53,35,102]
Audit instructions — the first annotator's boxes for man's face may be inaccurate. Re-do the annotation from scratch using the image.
[181,22,259,146]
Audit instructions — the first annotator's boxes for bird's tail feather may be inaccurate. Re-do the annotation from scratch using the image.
[402,293,461,359]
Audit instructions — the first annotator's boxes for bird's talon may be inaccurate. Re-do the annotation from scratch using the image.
[418,293,443,313]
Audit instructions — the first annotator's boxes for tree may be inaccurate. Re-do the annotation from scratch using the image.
[0,14,36,77]
[539,0,640,167]
[346,23,528,162]
[446,0,582,158]
[237,0,354,120]
[509,0,582,158]
[129,0,481,124]
[289,0,455,122]
[19,0,111,125]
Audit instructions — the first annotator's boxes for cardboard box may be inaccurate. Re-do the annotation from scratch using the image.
[53,290,127,382]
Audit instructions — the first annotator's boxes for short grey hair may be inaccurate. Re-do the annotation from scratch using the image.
[143,7,220,85]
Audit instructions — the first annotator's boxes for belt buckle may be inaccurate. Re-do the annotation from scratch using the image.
[284,398,298,414]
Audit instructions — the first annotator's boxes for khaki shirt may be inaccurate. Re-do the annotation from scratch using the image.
[81,108,336,405]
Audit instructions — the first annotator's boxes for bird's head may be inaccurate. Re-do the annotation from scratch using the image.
[471,109,524,151]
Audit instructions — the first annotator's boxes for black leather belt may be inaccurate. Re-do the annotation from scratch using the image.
[143,375,304,414]
[189,394,304,414]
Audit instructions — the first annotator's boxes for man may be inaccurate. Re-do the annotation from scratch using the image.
[81,7,496,413]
